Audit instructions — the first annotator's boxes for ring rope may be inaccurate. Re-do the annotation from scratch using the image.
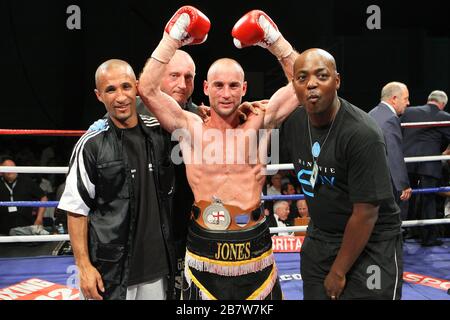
[0,201,59,207]
[0,166,69,174]
[2,186,450,206]
[2,219,450,243]
[1,121,450,137]
[3,154,450,175]
[0,129,85,136]
[1,122,449,243]
[401,121,450,128]
[0,234,70,243]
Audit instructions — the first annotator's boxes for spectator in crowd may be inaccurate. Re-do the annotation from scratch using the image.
[272,201,294,236]
[0,155,48,235]
[267,173,283,195]
[296,199,309,218]
[281,182,299,224]
[54,180,67,233]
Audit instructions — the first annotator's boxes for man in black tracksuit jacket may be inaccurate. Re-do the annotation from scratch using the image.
[58,59,176,300]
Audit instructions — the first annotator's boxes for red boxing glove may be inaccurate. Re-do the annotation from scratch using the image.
[165,6,210,46]
[232,10,280,49]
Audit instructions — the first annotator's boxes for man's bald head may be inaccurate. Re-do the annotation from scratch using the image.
[207,58,245,82]
[169,50,196,73]
[295,48,337,73]
[161,50,196,106]
[204,58,247,119]
[95,59,136,90]
[380,81,410,115]
[94,59,138,129]
[381,82,407,101]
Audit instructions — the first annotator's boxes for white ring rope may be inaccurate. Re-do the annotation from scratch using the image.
[271,218,450,234]
[400,218,450,227]
[0,166,69,174]
[3,154,450,175]
[1,218,450,243]
[401,121,450,128]
[265,156,450,172]
[403,155,450,163]
[0,234,69,243]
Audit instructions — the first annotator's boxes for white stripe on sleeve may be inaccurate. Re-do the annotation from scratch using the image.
[58,129,105,215]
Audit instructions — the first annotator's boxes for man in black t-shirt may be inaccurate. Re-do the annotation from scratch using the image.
[280,49,403,300]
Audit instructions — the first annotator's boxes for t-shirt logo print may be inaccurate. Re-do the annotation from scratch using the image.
[296,161,336,198]
[297,168,314,198]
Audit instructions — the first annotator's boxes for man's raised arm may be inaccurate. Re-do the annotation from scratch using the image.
[138,6,210,133]
[232,10,300,128]
[232,10,299,81]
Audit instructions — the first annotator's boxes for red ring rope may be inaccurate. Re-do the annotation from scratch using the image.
[0,129,85,136]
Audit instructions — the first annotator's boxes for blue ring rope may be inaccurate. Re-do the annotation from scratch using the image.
[1,186,450,206]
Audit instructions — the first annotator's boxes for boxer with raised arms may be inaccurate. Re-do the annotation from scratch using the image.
[139,7,300,300]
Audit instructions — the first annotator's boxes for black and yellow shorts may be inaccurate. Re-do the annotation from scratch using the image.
[183,219,282,300]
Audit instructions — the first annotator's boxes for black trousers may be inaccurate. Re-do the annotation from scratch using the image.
[408,174,440,243]
[300,235,403,300]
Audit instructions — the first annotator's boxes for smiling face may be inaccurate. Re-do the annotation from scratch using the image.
[94,60,138,128]
[204,58,247,119]
[292,49,340,116]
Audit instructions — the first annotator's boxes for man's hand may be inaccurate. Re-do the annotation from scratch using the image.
[238,100,268,122]
[400,187,412,201]
[197,103,211,122]
[79,264,105,300]
[232,10,293,60]
[324,270,346,300]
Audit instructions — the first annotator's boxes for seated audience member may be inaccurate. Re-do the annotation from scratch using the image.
[0,155,48,235]
[296,199,309,218]
[267,173,282,195]
[294,199,310,236]
[272,201,293,236]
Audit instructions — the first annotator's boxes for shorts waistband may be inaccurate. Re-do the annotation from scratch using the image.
[187,218,272,259]
[186,219,274,276]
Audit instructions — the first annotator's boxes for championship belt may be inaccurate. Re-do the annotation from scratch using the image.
[202,197,231,230]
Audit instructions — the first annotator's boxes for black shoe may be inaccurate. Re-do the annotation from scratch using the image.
[421,239,443,247]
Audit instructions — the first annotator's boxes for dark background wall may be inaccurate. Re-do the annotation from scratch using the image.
[1,0,449,131]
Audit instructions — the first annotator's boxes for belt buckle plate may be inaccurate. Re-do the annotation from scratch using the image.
[202,198,231,230]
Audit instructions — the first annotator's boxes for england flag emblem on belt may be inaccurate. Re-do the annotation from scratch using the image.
[203,202,231,230]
